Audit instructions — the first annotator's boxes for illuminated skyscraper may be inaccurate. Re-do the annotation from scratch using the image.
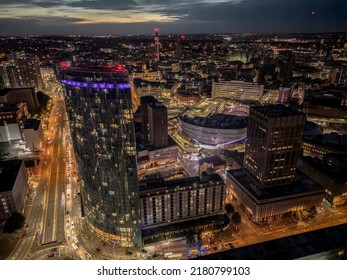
[243,104,305,187]
[154,28,160,62]
[18,58,44,91]
[60,65,142,247]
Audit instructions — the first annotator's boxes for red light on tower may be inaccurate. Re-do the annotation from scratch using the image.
[181,35,185,40]
[60,61,69,69]
[154,28,159,33]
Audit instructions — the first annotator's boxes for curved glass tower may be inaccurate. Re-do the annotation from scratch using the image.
[60,66,142,247]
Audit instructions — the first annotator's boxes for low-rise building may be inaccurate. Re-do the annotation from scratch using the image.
[297,155,347,207]
[22,119,44,151]
[0,159,28,221]
[227,169,324,223]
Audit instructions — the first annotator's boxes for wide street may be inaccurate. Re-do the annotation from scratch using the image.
[6,94,72,259]
[41,98,67,245]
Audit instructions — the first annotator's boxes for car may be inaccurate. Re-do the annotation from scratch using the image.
[66,220,70,227]
[96,248,101,253]
[20,233,26,240]
[71,221,74,229]
[125,251,133,256]
[66,211,70,216]
[47,253,55,258]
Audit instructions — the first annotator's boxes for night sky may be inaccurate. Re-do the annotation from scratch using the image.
[1,0,346,35]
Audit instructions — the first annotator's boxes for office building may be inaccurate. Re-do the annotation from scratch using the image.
[4,66,22,88]
[0,87,39,114]
[60,65,142,247]
[278,51,294,81]
[22,119,44,151]
[140,96,168,148]
[0,101,29,121]
[18,58,44,91]
[228,105,324,222]
[297,154,347,207]
[0,160,28,221]
[244,105,305,187]
[212,80,264,102]
[176,35,193,71]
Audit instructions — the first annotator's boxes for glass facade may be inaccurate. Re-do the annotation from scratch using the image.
[60,66,142,247]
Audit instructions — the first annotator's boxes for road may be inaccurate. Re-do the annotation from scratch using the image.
[41,98,67,245]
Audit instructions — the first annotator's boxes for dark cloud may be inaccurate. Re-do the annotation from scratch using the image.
[0,0,346,35]
[0,17,86,35]
[68,0,138,10]
[0,0,63,6]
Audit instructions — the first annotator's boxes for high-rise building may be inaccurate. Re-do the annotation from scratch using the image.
[60,65,142,247]
[12,51,25,67]
[4,66,22,88]
[279,51,294,81]
[176,35,192,71]
[154,28,160,62]
[140,96,168,148]
[18,58,44,91]
[227,105,324,222]
[244,105,305,187]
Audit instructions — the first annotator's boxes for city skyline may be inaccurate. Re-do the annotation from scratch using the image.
[0,0,346,35]
[0,30,347,261]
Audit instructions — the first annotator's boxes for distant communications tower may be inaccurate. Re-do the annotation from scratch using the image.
[154,27,160,62]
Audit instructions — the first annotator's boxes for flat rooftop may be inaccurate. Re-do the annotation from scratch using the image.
[60,65,127,73]
[299,156,347,184]
[0,102,24,113]
[227,169,324,203]
[253,104,304,118]
[0,159,23,193]
[0,88,11,96]
[139,173,224,194]
[23,119,41,130]
[140,95,166,108]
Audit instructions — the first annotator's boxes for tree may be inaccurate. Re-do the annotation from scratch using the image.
[186,231,196,247]
[3,212,26,233]
[225,203,235,216]
[283,211,293,222]
[196,230,203,245]
[309,206,317,216]
[231,212,241,227]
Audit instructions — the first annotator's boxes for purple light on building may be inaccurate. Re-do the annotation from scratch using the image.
[60,79,130,90]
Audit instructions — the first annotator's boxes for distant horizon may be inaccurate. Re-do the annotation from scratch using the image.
[1,31,347,37]
[1,0,346,36]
